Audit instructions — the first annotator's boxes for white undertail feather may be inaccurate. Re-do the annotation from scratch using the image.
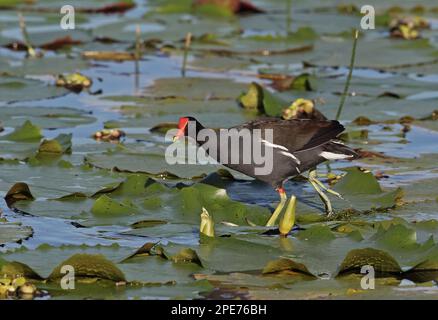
[260,139,288,151]
[319,151,354,160]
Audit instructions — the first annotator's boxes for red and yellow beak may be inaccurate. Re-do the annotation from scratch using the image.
[172,117,189,142]
[172,129,184,142]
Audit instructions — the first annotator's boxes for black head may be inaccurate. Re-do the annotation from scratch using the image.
[173,116,204,141]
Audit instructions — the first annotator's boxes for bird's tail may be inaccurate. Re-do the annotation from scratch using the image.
[321,140,359,160]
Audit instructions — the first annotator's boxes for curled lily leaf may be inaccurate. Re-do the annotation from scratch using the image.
[282,98,327,121]
[200,207,215,237]
[93,129,126,142]
[389,17,428,40]
[56,73,92,92]
[282,98,314,120]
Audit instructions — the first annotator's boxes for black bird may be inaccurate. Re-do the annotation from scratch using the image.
[173,116,358,225]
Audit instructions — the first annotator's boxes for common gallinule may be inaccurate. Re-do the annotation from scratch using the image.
[173,116,358,225]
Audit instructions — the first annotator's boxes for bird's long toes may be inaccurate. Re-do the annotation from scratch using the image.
[335,193,345,201]
[326,210,335,218]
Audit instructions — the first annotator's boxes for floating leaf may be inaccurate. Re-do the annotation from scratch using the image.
[405,255,438,283]
[261,87,288,117]
[372,224,418,250]
[5,182,34,207]
[130,220,167,229]
[334,167,382,195]
[297,225,336,242]
[262,258,316,278]
[48,254,126,282]
[238,82,263,111]
[0,224,33,246]
[3,121,42,142]
[121,243,157,262]
[91,195,139,217]
[82,51,136,61]
[171,248,203,267]
[237,82,288,116]
[0,77,68,102]
[0,106,95,130]
[37,134,72,155]
[0,260,43,280]
[337,248,402,277]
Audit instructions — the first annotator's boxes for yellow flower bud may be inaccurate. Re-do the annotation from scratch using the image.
[279,196,296,236]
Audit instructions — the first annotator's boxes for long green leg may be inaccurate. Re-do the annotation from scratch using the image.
[308,170,334,217]
[266,187,287,227]
[279,195,296,236]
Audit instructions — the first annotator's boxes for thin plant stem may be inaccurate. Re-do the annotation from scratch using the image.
[335,29,359,121]
[134,24,141,92]
[181,32,192,77]
[18,12,38,58]
[134,25,142,72]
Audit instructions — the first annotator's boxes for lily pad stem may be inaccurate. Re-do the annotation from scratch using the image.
[18,12,38,58]
[335,29,359,121]
[181,32,192,77]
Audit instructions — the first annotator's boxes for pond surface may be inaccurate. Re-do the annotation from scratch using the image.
[1,0,438,299]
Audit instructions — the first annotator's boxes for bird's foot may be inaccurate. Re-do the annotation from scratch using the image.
[310,174,345,200]
[324,187,345,201]
[326,208,335,218]
[309,176,336,217]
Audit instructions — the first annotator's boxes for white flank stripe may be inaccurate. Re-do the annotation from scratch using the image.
[320,151,354,160]
[260,139,288,151]
[331,140,345,145]
[280,151,301,164]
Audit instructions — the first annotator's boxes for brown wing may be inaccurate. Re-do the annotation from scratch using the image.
[230,118,345,152]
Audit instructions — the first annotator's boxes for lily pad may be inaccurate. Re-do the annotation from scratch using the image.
[0,106,96,129]
[38,134,72,155]
[2,121,42,142]
[0,223,33,246]
[262,258,316,278]
[336,248,402,277]
[0,76,68,102]
[48,254,126,283]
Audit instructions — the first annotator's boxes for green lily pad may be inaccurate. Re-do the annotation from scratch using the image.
[91,195,140,217]
[144,77,248,100]
[238,82,289,116]
[334,167,382,195]
[262,258,316,278]
[372,224,419,251]
[2,120,42,142]
[0,223,33,246]
[336,248,402,277]
[170,248,203,267]
[0,76,68,102]
[38,134,72,155]
[405,253,438,282]
[296,225,336,242]
[0,259,43,280]
[48,254,126,283]
[0,106,96,129]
